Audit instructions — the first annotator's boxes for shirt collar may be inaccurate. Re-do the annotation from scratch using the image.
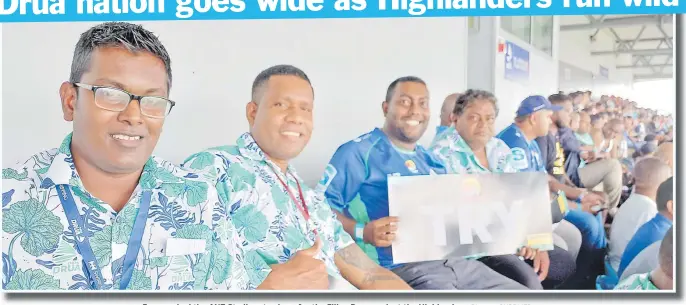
[372,128,417,155]
[236,132,301,178]
[436,125,449,136]
[653,212,672,226]
[40,133,159,191]
[445,128,501,155]
[509,123,535,146]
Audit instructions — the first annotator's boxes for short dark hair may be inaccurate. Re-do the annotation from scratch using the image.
[70,22,172,89]
[548,93,571,105]
[453,89,498,116]
[656,176,673,212]
[659,226,674,278]
[385,76,426,102]
[251,64,312,101]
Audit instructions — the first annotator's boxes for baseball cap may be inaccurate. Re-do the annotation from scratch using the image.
[516,95,563,117]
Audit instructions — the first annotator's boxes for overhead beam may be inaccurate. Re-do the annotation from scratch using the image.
[616,63,672,69]
[633,73,673,81]
[591,48,673,56]
[561,15,673,31]
[616,37,672,44]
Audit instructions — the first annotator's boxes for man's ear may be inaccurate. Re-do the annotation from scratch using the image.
[246,101,258,127]
[666,200,674,216]
[382,101,389,117]
[60,82,77,122]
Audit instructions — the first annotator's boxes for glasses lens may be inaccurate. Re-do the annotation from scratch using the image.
[94,87,131,111]
[140,97,172,118]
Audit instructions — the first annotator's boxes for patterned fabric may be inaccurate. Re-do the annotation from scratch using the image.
[183,133,354,279]
[429,127,517,174]
[2,134,258,291]
[614,273,659,290]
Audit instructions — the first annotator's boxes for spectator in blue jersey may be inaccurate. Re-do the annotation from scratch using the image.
[618,177,674,279]
[436,93,461,138]
[318,77,527,290]
[430,90,555,290]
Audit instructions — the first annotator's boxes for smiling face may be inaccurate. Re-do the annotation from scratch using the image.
[60,46,169,175]
[247,74,314,164]
[382,81,430,146]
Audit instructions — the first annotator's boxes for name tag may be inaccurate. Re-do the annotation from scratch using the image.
[165,238,207,256]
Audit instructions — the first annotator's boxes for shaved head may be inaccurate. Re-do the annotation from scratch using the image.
[633,157,672,192]
[654,142,674,172]
[440,93,461,126]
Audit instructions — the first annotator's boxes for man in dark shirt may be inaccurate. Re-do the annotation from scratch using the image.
[536,94,612,288]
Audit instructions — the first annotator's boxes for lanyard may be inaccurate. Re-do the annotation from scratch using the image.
[57,184,152,290]
[269,166,317,236]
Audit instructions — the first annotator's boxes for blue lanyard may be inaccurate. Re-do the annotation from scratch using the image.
[57,184,152,290]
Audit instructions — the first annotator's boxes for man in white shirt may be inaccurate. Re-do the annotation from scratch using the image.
[608,157,672,273]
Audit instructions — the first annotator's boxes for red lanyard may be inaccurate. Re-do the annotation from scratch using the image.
[269,166,317,236]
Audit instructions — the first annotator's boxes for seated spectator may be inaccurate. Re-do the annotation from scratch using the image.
[644,134,659,147]
[632,142,658,161]
[590,114,604,130]
[535,94,610,289]
[618,177,674,279]
[552,100,623,216]
[622,115,639,150]
[321,78,526,290]
[431,91,576,290]
[618,240,659,283]
[653,142,674,172]
[435,92,461,138]
[591,118,624,159]
[615,227,673,290]
[607,158,672,277]
[574,112,594,152]
[569,112,580,132]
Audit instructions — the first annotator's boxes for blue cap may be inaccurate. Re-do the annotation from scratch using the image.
[516,95,563,117]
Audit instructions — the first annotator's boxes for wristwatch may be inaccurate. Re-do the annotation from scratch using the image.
[355,223,365,243]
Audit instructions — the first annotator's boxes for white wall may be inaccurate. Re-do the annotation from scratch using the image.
[1,19,469,186]
[558,28,634,95]
[492,17,560,132]
[467,17,497,92]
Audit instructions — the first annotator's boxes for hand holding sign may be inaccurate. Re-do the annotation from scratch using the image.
[259,238,329,290]
[364,216,399,247]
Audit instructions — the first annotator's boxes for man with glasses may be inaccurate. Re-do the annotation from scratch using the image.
[1,22,299,291]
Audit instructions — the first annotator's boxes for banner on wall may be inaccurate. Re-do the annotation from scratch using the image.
[388,172,553,264]
[504,40,530,82]
[599,65,610,79]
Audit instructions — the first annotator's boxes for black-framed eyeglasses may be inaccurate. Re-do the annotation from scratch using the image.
[73,83,176,119]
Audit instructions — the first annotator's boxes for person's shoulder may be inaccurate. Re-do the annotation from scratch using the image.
[498,125,528,148]
[337,130,383,154]
[429,127,459,151]
[3,148,60,191]
[489,137,514,154]
[151,155,217,184]
[182,145,246,172]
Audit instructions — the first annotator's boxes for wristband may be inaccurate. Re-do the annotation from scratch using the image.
[576,190,587,204]
[355,223,365,243]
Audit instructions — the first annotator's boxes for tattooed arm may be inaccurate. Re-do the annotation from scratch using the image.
[334,244,412,290]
